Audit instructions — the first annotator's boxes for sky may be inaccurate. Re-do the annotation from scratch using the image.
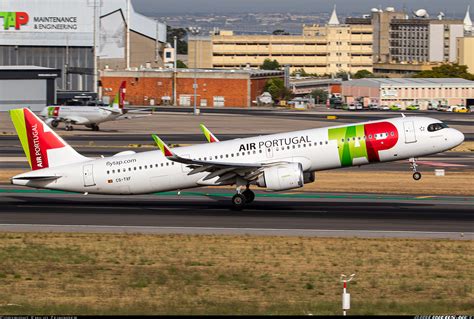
[133,0,473,16]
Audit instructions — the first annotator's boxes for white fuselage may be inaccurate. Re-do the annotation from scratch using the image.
[13,116,464,194]
[40,106,121,125]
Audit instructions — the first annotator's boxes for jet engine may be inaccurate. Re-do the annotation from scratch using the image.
[256,162,304,191]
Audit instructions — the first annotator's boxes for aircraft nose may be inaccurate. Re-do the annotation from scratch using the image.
[451,129,465,147]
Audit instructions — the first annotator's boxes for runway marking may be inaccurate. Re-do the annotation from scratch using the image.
[0,224,471,239]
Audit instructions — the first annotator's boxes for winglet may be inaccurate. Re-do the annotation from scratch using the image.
[152,134,174,157]
[199,123,219,143]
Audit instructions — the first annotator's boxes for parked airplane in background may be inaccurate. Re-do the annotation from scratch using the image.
[10,108,464,208]
[39,81,147,131]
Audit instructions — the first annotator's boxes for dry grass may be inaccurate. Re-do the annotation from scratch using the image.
[0,233,472,315]
[300,171,474,196]
[450,141,474,152]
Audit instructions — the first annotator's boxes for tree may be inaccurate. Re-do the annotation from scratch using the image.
[335,70,351,81]
[353,69,374,79]
[291,68,309,77]
[264,78,292,101]
[176,60,187,68]
[260,58,281,70]
[272,29,290,35]
[167,26,188,55]
[413,63,474,80]
[310,89,328,104]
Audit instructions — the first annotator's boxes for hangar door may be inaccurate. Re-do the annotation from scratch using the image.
[0,79,46,111]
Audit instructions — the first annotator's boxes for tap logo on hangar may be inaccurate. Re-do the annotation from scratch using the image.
[0,12,29,30]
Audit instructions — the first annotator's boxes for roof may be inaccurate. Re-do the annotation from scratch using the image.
[0,66,58,71]
[101,0,166,42]
[344,78,474,87]
[102,68,284,78]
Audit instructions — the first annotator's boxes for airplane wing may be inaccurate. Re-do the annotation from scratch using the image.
[114,113,152,121]
[46,116,90,125]
[99,107,122,115]
[200,124,220,143]
[152,134,287,184]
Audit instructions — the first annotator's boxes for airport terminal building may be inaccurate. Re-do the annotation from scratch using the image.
[0,0,167,92]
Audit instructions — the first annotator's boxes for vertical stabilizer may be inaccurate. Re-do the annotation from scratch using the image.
[112,81,127,110]
[9,108,89,170]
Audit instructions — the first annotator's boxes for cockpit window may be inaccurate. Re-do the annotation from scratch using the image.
[427,123,449,132]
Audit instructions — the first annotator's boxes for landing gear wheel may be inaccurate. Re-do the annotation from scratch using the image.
[413,172,422,181]
[51,120,59,128]
[232,193,246,209]
[242,189,255,204]
[92,124,100,131]
[65,125,73,131]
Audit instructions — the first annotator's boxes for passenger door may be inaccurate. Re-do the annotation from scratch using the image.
[403,121,417,144]
[83,164,96,187]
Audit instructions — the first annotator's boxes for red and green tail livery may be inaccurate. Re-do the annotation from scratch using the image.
[10,108,86,170]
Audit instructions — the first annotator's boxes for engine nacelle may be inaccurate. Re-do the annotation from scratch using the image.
[256,163,304,191]
[303,171,316,184]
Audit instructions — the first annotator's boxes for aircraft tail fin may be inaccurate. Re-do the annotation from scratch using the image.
[112,81,126,110]
[9,108,89,171]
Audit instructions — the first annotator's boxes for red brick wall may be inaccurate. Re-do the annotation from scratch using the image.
[101,74,284,108]
[250,78,270,104]
[101,76,248,107]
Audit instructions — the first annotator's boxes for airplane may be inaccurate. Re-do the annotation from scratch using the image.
[9,108,464,209]
[39,81,147,131]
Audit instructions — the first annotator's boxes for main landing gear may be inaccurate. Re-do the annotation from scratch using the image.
[91,124,100,131]
[65,124,74,131]
[410,157,422,181]
[231,185,255,209]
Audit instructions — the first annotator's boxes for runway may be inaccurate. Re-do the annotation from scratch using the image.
[0,186,472,239]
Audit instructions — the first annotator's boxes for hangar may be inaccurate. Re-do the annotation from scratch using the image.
[0,66,60,111]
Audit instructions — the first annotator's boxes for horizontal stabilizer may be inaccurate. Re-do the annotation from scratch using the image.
[12,175,60,181]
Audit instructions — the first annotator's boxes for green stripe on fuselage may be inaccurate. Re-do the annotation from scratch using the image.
[328,124,368,167]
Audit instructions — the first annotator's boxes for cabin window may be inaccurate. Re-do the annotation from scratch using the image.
[226,154,229,158]
[107,171,110,174]
[391,132,394,136]
[325,141,328,144]
[129,168,132,171]
[220,155,223,159]
[231,154,234,157]
[259,150,263,153]
[298,145,301,148]
[144,165,147,169]
[341,138,344,142]
[320,141,323,145]
[118,169,121,173]
[369,135,372,139]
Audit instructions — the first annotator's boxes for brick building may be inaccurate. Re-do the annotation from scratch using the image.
[100,69,284,107]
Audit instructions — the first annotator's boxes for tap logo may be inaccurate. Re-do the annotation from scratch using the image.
[0,12,29,30]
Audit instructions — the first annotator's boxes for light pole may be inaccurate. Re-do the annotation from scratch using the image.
[188,26,201,115]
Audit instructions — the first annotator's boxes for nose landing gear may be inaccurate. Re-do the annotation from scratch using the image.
[410,158,422,180]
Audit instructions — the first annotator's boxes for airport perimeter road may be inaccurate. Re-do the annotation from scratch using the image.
[0,187,472,240]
